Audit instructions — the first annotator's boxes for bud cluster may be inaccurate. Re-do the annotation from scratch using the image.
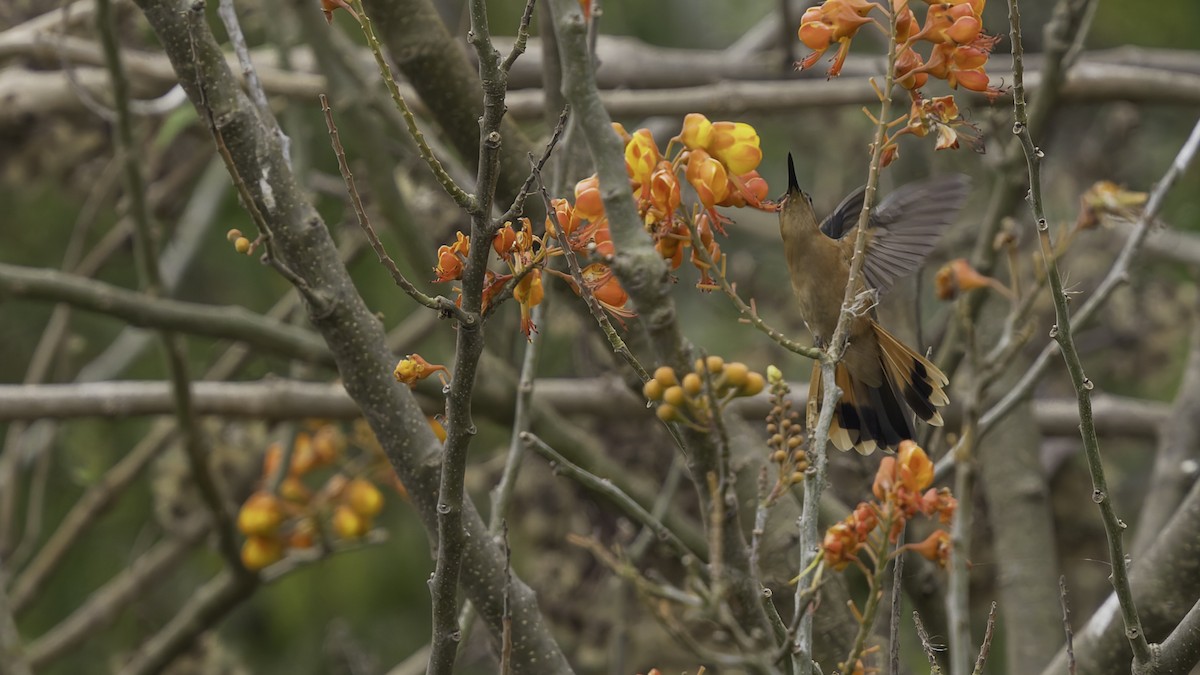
[642,358,765,429]
[763,365,809,498]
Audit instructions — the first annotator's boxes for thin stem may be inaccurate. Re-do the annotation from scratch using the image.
[972,602,998,675]
[1007,0,1151,667]
[842,527,894,670]
[318,94,471,324]
[347,0,475,212]
[97,0,244,572]
[1060,576,1077,675]
[888,541,905,675]
[688,220,821,360]
[523,432,703,561]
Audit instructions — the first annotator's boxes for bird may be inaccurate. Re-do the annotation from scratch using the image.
[778,153,969,455]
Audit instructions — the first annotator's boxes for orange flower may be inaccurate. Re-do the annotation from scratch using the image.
[493,222,518,260]
[822,519,863,571]
[907,2,980,46]
[894,48,928,90]
[934,258,1010,300]
[547,198,582,240]
[655,222,688,270]
[394,353,450,387]
[904,95,973,152]
[578,263,635,324]
[797,0,879,76]
[708,121,763,175]
[514,268,545,338]
[591,224,615,258]
[574,174,605,222]
[920,487,958,523]
[320,0,360,24]
[907,529,952,567]
[433,231,470,282]
[690,214,722,290]
[872,440,933,521]
[645,161,681,227]
[685,149,730,211]
[722,170,770,209]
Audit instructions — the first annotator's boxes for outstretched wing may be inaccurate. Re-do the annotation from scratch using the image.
[863,174,970,295]
[819,185,867,240]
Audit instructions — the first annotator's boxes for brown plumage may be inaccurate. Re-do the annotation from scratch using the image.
[780,154,966,454]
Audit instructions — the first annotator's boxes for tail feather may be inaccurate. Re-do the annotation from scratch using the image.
[808,322,950,455]
[873,321,948,427]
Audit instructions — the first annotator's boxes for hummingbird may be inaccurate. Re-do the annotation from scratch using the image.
[779,154,968,454]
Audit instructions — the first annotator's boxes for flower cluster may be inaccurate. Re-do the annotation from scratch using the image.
[822,440,957,571]
[235,421,400,571]
[607,115,770,290]
[426,115,768,338]
[643,358,766,429]
[798,0,1000,166]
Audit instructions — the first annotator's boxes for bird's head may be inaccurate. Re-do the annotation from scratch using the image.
[780,153,817,227]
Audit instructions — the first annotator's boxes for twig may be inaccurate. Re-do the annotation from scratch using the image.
[1060,576,1076,675]
[932,0,1098,380]
[120,568,257,675]
[97,0,243,573]
[0,262,336,367]
[1006,0,1151,667]
[215,0,290,161]
[888,542,905,675]
[500,0,537,74]
[914,611,945,674]
[688,221,821,359]
[346,0,474,212]
[523,432,702,561]
[972,601,998,675]
[0,572,31,675]
[25,517,210,669]
[318,94,471,324]
[497,105,570,227]
[9,423,175,614]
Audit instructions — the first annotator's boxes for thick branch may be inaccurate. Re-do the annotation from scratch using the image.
[131,0,571,670]
[0,262,335,367]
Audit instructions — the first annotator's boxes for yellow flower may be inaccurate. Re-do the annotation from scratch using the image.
[624,128,661,187]
[708,122,763,175]
[678,113,713,151]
